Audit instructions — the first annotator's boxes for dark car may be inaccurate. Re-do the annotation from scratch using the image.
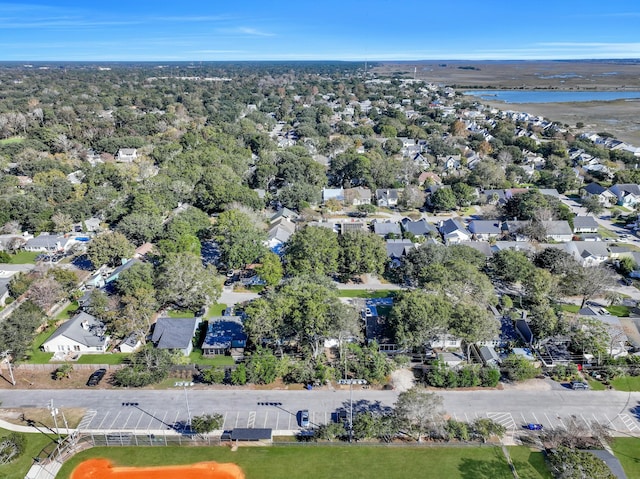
[87,368,107,387]
[524,423,543,430]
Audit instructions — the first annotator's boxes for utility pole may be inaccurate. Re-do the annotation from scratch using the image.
[1,351,15,386]
[48,399,61,442]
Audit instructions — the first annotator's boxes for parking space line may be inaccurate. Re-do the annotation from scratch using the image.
[133,411,144,430]
[556,415,567,431]
[159,411,169,429]
[543,413,555,431]
[288,413,291,429]
[531,412,540,424]
[580,414,592,430]
[235,412,239,428]
[96,411,110,430]
[275,411,280,429]
[107,411,122,430]
[222,412,228,429]
[121,411,134,428]
[264,411,269,428]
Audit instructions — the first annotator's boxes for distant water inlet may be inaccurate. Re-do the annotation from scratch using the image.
[463,90,640,104]
[71,459,246,479]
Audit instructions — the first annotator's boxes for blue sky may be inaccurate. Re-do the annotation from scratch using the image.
[1,1,639,61]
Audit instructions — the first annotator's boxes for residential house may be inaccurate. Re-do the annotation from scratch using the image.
[400,218,438,238]
[270,208,299,223]
[375,189,400,207]
[42,312,110,355]
[0,264,35,305]
[468,220,503,241]
[266,217,296,254]
[0,233,31,252]
[344,187,372,206]
[340,222,368,235]
[372,221,402,237]
[116,148,138,163]
[573,216,599,234]
[202,316,247,359]
[385,239,414,261]
[117,333,142,353]
[151,317,201,356]
[609,184,640,207]
[439,218,471,244]
[577,307,629,358]
[543,221,574,242]
[104,258,140,285]
[458,241,493,258]
[565,242,610,266]
[417,172,442,187]
[322,187,345,203]
[441,155,461,172]
[23,234,75,253]
[412,152,430,169]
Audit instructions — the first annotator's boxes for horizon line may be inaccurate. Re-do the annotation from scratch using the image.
[2,58,640,63]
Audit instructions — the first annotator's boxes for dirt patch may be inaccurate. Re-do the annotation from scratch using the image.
[0,407,86,428]
[390,368,415,392]
[500,378,553,391]
[0,367,117,390]
[71,459,245,479]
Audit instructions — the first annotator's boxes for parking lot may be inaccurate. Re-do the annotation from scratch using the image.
[76,405,640,435]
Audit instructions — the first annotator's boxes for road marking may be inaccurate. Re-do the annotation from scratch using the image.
[579,414,592,430]
[619,414,639,432]
[122,410,134,428]
[487,412,515,430]
[95,411,110,430]
[159,411,169,429]
[275,411,280,429]
[531,412,540,425]
[107,411,122,430]
[77,410,97,430]
[247,411,256,428]
[234,412,239,428]
[222,412,228,429]
[555,415,567,431]
[543,413,555,431]
[264,411,269,428]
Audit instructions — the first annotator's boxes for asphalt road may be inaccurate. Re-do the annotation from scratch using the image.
[3,388,639,436]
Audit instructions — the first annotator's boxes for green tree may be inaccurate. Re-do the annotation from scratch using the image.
[581,195,605,217]
[116,212,163,246]
[314,422,346,442]
[562,265,614,308]
[54,363,73,380]
[471,418,506,443]
[501,354,538,382]
[488,249,534,284]
[450,303,499,361]
[190,413,223,435]
[114,262,156,298]
[255,252,283,287]
[155,253,222,311]
[548,446,615,479]
[213,209,267,269]
[231,363,247,385]
[86,231,135,268]
[338,230,388,278]
[431,187,457,212]
[393,387,444,442]
[112,347,174,387]
[246,347,280,384]
[389,290,451,350]
[284,226,340,276]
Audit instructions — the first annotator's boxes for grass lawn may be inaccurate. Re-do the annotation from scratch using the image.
[605,305,630,317]
[56,302,79,320]
[76,353,127,365]
[167,309,195,318]
[208,303,227,317]
[585,378,606,391]
[23,323,56,363]
[188,348,235,367]
[560,304,580,313]
[0,136,25,145]
[610,375,640,391]
[508,447,552,479]
[56,445,542,479]
[337,289,396,298]
[9,251,39,264]
[0,428,54,479]
[611,438,640,478]
[598,227,618,239]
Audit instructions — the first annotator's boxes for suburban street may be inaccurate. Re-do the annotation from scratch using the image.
[2,387,639,436]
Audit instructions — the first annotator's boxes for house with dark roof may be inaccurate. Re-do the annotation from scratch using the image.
[372,221,402,237]
[42,312,110,355]
[468,220,503,241]
[385,239,414,260]
[151,317,201,356]
[582,182,616,205]
[400,218,437,237]
[375,189,400,207]
[573,215,599,233]
[609,184,640,207]
[439,218,471,244]
[202,316,247,359]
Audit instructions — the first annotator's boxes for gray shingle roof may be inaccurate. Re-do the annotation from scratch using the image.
[152,317,200,350]
[45,312,108,348]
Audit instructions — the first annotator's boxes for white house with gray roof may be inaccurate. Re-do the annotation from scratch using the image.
[151,317,201,356]
[42,312,110,355]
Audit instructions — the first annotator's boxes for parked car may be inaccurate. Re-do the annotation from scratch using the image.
[299,410,310,428]
[571,381,589,390]
[524,423,543,430]
[87,368,107,387]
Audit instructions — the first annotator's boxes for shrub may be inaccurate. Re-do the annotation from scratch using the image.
[231,363,247,385]
[0,432,26,465]
[200,368,225,384]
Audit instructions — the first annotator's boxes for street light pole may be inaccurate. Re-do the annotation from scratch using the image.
[184,384,192,430]
[49,399,61,442]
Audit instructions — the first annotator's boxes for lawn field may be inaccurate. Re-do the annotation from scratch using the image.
[611,438,640,478]
[610,375,640,392]
[0,428,53,479]
[56,445,550,479]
